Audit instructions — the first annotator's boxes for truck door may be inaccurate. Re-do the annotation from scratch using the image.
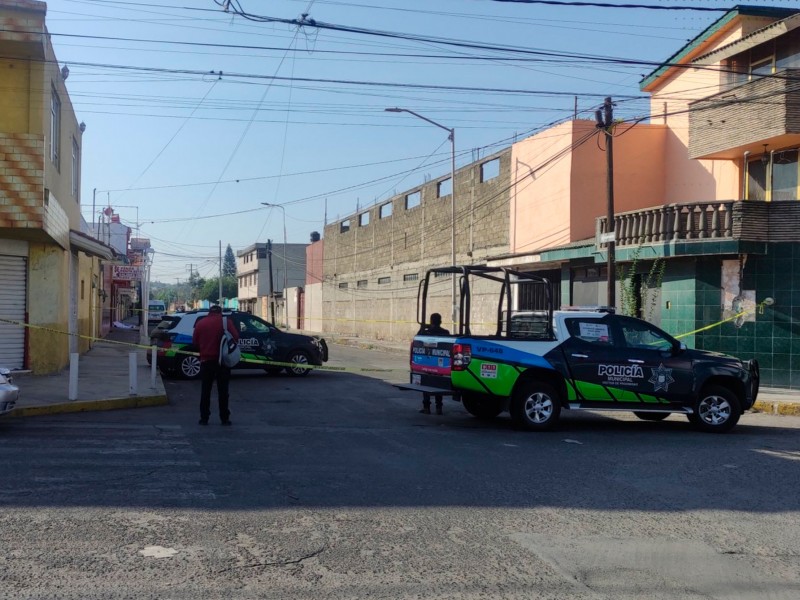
[614,316,694,405]
[560,315,633,403]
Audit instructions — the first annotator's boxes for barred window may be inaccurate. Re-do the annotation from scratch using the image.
[403,273,418,282]
[377,276,391,284]
[357,280,368,288]
[338,282,348,289]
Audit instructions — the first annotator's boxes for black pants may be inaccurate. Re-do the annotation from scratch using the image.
[422,393,443,410]
[200,360,231,422]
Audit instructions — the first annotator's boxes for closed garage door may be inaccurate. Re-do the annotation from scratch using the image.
[0,255,27,369]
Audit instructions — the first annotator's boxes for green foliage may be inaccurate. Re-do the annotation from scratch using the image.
[617,243,665,321]
[199,276,237,303]
[223,244,237,277]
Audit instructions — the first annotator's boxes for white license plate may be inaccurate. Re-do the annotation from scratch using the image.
[412,374,421,385]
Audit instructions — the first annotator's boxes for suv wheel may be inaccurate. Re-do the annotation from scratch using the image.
[286,350,311,377]
[180,354,202,380]
[461,393,504,420]
[689,385,741,433]
[511,382,561,431]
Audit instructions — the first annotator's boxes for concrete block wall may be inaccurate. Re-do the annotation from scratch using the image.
[320,148,512,341]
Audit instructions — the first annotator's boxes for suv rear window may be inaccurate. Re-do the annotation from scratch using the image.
[156,316,181,331]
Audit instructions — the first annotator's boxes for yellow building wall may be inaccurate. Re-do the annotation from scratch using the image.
[27,242,69,373]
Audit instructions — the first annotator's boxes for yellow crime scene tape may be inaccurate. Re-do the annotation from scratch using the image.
[0,304,766,375]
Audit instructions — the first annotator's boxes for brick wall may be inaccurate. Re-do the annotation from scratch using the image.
[320,148,512,340]
[688,69,800,158]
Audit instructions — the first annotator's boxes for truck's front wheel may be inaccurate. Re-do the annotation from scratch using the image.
[688,385,741,433]
[461,393,504,420]
[511,382,561,431]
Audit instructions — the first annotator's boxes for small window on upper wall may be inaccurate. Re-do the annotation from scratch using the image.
[338,282,348,289]
[340,219,351,233]
[405,191,421,210]
[379,202,393,219]
[257,247,267,259]
[480,158,500,182]
[357,279,368,288]
[359,212,370,226]
[437,178,452,198]
[403,273,418,282]
[378,276,391,284]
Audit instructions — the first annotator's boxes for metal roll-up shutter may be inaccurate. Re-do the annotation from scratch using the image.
[0,255,27,369]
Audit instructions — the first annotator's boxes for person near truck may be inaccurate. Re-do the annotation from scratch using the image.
[192,305,239,426]
[420,313,449,415]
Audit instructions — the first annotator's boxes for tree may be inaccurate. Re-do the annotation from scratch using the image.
[200,276,237,303]
[223,244,237,278]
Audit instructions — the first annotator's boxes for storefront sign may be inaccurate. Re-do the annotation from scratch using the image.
[113,265,143,280]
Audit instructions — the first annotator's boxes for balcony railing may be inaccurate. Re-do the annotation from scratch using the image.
[597,201,735,248]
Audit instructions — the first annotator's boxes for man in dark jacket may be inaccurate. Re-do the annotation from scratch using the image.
[192,305,239,426]
[420,313,450,415]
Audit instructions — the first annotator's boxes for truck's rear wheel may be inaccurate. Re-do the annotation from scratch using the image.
[511,382,561,431]
[461,393,504,420]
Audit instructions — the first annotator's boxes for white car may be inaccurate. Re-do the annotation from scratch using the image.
[0,368,18,417]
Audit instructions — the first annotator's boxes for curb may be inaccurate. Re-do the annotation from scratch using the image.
[751,399,800,417]
[9,393,169,418]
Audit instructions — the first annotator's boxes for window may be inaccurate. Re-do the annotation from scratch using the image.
[80,279,84,300]
[378,276,391,284]
[618,316,673,352]
[480,158,500,182]
[359,212,370,227]
[746,158,768,201]
[50,87,61,170]
[565,318,614,346]
[357,279,367,288]
[71,137,79,198]
[405,191,421,210]
[772,150,799,201]
[437,178,452,198]
[434,270,450,278]
[338,282,348,289]
[379,203,393,219]
[236,314,270,334]
[340,219,350,233]
[403,273,418,282]
[257,247,267,259]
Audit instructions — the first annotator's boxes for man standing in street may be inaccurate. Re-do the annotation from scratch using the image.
[420,312,450,415]
[192,305,239,426]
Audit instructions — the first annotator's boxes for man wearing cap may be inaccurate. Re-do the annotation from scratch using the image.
[193,305,239,426]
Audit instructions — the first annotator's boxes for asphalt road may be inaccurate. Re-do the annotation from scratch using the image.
[1,344,799,599]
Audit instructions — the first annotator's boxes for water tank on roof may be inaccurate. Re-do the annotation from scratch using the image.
[310,231,321,242]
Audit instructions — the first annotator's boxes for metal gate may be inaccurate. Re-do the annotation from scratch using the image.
[518,268,561,311]
[0,255,27,369]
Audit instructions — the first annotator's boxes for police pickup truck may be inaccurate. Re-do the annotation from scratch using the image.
[402,266,759,433]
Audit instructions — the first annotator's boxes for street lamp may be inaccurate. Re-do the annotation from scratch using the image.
[261,202,289,329]
[385,107,457,329]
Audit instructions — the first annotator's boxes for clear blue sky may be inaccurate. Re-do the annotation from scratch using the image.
[42,0,793,282]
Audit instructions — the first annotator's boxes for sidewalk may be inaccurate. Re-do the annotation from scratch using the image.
[325,333,800,417]
[8,319,168,418]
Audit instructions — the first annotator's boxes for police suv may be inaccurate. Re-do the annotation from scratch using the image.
[403,266,759,433]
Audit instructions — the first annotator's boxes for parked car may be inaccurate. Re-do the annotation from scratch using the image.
[147,300,167,326]
[148,309,328,379]
[0,368,19,417]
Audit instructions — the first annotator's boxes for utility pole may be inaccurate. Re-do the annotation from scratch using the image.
[596,96,616,308]
[218,241,223,307]
[267,239,275,323]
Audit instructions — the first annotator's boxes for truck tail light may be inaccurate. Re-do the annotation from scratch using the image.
[452,343,471,371]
